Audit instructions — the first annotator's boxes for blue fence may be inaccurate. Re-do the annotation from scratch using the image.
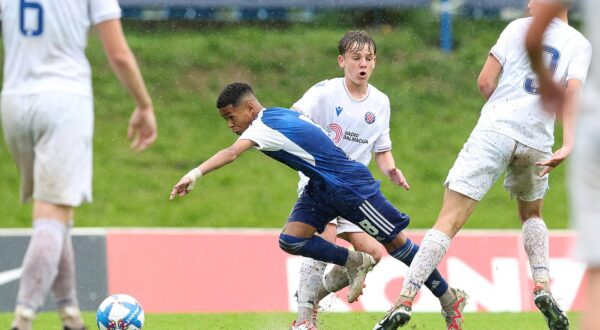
[118,0,529,20]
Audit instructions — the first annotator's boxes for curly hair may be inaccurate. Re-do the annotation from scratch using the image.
[216,82,255,108]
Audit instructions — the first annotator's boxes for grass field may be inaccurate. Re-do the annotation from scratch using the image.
[0,11,583,329]
[0,311,582,329]
[0,12,575,230]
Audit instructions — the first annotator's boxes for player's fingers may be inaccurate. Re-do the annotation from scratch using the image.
[402,180,411,190]
[540,166,554,177]
[129,131,141,150]
[127,122,136,140]
[137,131,157,151]
[169,188,178,200]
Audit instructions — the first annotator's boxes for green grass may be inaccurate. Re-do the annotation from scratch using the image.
[0,14,575,229]
[0,311,581,329]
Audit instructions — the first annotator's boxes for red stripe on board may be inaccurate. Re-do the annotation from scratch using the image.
[106,230,587,313]
[106,232,289,313]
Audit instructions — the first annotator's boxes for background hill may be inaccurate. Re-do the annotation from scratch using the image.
[0,12,572,229]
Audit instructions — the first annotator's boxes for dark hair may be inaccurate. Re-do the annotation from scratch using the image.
[216,82,255,108]
[338,31,376,56]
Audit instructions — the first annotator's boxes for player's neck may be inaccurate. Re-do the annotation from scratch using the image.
[557,13,568,24]
[343,77,369,100]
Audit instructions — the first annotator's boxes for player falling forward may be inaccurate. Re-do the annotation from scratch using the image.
[170,83,464,329]
[291,31,466,330]
[374,1,591,330]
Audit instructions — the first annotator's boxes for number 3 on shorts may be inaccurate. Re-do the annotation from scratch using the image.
[359,219,379,236]
[20,0,44,37]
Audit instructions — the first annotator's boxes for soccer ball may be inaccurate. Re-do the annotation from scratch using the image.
[96,294,145,330]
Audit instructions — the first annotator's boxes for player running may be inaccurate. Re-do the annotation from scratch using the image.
[375,1,591,329]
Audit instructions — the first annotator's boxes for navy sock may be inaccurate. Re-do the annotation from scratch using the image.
[390,238,449,297]
[279,234,349,266]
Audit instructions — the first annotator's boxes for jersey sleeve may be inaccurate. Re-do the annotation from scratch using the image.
[90,0,122,25]
[238,117,285,151]
[490,21,519,65]
[373,98,392,153]
[566,39,592,84]
[292,80,329,119]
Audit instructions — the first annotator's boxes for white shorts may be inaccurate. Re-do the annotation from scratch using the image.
[329,217,363,235]
[569,110,600,266]
[445,130,551,201]
[1,93,94,206]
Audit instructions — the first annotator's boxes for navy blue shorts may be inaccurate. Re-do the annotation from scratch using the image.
[288,189,410,244]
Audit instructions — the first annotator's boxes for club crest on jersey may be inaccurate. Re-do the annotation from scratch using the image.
[364,112,376,124]
[335,106,343,116]
[326,123,343,144]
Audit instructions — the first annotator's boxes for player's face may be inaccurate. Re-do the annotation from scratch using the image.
[218,104,254,135]
[338,43,376,87]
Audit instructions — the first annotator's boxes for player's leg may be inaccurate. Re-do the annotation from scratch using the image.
[518,199,568,329]
[7,93,93,330]
[507,142,567,330]
[282,192,375,304]
[518,199,549,287]
[376,131,514,330]
[373,190,476,330]
[52,220,87,330]
[294,222,337,328]
[308,221,383,307]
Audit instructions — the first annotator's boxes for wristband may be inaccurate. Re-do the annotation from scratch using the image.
[184,168,203,191]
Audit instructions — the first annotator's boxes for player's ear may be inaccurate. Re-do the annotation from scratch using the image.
[337,54,345,69]
[246,99,256,113]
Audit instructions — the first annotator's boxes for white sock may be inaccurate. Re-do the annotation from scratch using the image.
[402,229,451,299]
[16,219,67,311]
[52,222,79,309]
[523,218,550,285]
[296,258,326,323]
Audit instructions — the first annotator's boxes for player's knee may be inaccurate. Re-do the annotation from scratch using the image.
[368,246,384,264]
[278,233,306,255]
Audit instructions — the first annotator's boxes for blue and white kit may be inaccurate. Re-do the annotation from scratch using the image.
[239,107,409,243]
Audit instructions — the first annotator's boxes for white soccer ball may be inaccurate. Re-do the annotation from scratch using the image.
[96,294,145,330]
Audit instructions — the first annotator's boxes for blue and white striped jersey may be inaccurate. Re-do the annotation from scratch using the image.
[239,107,380,200]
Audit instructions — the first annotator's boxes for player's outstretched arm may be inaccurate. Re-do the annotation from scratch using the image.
[536,79,583,176]
[169,139,256,200]
[374,151,410,190]
[96,19,157,151]
[525,2,567,114]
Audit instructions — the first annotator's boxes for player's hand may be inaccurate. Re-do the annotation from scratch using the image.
[169,176,193,200]
[536,146,571,176]
[128,106,157,151]
[387,168,410,190]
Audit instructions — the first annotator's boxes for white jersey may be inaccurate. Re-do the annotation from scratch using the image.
[0,0,121,96]
[293,78,392,165]
[475,17,591,151]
